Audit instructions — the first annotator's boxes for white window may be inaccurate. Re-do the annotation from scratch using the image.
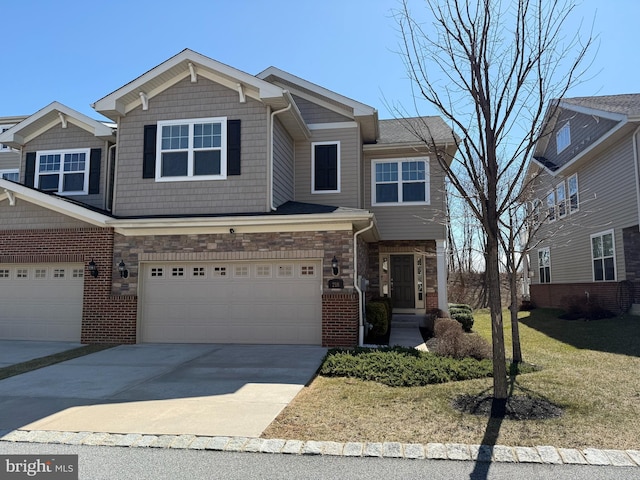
[16,269,28,279]
[36,148,90,195]
[0,169,19,182]
[35,269,47,279]
[300,265,316,277]
[538,248,551,283]
[172,267,185,277]
[312,141,340,193]
[591,230,616,281]
[546,191,556,222]
[556,182,566,218]
[234,265,249,277]
[0,269,9,278]
[72,269,84,278]
[372,158,430,205]
[568,173,579,213]
[151,267,164,278]
[192,266,206,278]
[277,264,294,278]
[213,266,227,277]
[531,199,541,226]
[156,117,227,181]
[256,265,272,277]
[53,269,65,278]
[556,122,571,153]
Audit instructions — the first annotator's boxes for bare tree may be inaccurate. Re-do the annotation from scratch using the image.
[395,0,592,399]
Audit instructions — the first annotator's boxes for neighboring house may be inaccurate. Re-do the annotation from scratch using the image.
[524,94,640,314]
[0,115,28,182]
[0,49,456,346]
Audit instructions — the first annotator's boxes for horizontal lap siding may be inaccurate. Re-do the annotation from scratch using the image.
[364,153,447,240]
[295,127,359,207]
[22,123,108,209]
[114,77,268,216]
[532,135,637,284]
[0,199,93,230]
[273,118,294,207]
[0,151,20,170]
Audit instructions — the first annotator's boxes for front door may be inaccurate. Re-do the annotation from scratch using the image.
[391,255,415,308]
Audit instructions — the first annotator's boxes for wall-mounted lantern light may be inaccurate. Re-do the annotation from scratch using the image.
[331,256,339,276]
[87,259,98,278]
[118,260,129,279]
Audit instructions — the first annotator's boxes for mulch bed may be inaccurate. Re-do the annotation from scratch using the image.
[452,394,564,420]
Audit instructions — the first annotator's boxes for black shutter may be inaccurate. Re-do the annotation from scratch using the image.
[314,144,337,191]
[143,125,157,178]
[89,148,102,194]
[227,119,241,176]
[25,152,36,187]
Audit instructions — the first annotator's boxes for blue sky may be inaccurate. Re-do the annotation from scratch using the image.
[1,0,637,121]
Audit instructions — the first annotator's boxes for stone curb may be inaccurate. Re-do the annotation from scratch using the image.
[0,430,638,467]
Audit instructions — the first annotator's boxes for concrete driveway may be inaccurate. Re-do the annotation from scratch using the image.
[0,343,326,438]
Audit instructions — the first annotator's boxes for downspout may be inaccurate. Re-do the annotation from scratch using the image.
[106,143,116,211]
[354,219,375,346]
[633,126,640,232]
[269,92,292,211]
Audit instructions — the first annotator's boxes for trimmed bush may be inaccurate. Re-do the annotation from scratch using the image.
[432,317,491,360]
[448,303,474,332]
[319,346,493,387]
[365,301,389,336]
[434,318,463,337]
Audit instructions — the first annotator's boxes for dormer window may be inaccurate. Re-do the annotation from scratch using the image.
[35,149,90,195]
[556,122,571,154]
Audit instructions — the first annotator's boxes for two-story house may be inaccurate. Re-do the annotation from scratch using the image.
[525,94,640,314]
[0,49,455,347]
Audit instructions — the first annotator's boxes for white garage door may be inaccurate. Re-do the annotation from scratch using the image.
[0,263,84,341]
[141,260,322,344]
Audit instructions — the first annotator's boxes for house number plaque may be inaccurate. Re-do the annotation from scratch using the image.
[328,279,344,289]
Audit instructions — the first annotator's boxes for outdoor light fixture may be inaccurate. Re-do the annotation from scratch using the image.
[331,256,339,276]
[87,259,98,278]
[118,260,129,279]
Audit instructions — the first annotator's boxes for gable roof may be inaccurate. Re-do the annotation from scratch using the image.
[93,49,289,120]
[0,102,115,148]
[257,66,378,142]
[561,94,640,119]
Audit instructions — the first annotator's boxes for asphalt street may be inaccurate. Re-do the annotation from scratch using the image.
[0,443,637,480]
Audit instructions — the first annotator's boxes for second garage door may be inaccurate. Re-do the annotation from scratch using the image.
[141,260,322,344]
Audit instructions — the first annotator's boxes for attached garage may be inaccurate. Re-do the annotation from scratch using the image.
[0,263,84,341]
[140,260,322,344]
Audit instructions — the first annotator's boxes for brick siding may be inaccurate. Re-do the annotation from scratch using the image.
[322,293,359,347]
[530,282,634,314]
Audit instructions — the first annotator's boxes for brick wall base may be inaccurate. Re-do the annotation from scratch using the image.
[322,292,359,347]
[530,282,637,314]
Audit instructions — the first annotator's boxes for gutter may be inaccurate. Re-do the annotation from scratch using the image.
[269,91,293,211]
[353,219,375,346]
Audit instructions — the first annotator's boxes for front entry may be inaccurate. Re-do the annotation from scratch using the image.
[391,255,415,308]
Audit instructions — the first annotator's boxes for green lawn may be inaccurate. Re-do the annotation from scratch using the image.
[263,309,640,449]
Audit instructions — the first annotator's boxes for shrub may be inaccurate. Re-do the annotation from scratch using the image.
[559,295,615,320]
[319,346,493,387]
[448,303,474,332]
[365,301,389,335]
[432,317,492,360]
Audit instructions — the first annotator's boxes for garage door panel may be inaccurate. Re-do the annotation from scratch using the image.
[142,261,322,345]
[0,263,83,341]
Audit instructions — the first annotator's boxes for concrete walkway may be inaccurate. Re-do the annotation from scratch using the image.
[387,315,429,351]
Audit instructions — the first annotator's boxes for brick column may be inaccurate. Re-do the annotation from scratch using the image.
[322,292,359,347]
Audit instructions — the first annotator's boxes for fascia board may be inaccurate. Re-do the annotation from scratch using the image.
[0,179,112,227]
[0,102,114,146]
[558,101,628,122]
[93,49,285,115]
[258,66,376,117]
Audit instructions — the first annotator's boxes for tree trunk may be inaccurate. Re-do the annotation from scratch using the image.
[509,270,523,363]
[486,233,508,399]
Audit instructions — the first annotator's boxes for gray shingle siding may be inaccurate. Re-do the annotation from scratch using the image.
[292,94,352,124]
[0,151,20,171]
[273,118,294,207]
[0,200,92,229]
[113,76,269,216]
